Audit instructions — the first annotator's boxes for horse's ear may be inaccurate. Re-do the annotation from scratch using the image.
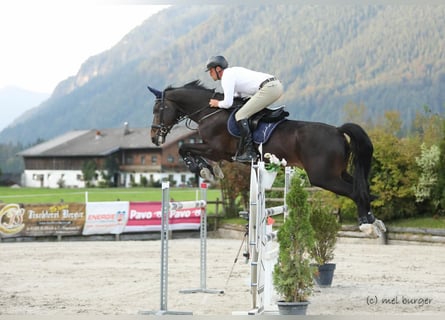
[147,86,162,99]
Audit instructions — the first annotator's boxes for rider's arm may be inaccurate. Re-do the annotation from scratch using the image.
[218,70,236,108]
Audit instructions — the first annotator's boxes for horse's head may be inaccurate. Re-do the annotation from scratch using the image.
[147,81,216,146]
[147,85,183,146]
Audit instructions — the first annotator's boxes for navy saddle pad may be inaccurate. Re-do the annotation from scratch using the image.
[227,109,285,144]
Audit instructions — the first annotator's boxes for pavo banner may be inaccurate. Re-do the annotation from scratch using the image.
[124,201,201,233]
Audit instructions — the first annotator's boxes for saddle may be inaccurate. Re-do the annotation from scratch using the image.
[227,98,289,144]
[249,106,289,128]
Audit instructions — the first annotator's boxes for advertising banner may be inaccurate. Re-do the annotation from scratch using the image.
[1,200,201,238]
[124,201,201,233]
[83,201,129,235]
[0,203,85,238]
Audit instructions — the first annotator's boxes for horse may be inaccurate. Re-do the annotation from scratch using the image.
[147,80,386,237]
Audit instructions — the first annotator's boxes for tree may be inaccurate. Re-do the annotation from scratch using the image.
[220,162,250,218]
[369,111,419,220]
[101,155,120,187]
[431,120,445,215]
[413,143,440,203]
[273,173,315,303]
[81,160,97,187]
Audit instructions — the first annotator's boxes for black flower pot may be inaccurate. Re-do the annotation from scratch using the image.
[276,301,309,315]
[314,263,336,287]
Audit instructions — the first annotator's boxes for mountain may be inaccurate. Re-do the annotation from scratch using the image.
[0,4,444,146]
[0,86,49,131]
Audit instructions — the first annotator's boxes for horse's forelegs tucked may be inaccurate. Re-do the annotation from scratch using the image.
[194,157,224,180]
[195,156,216,180]
[180,151,201,175]
[179,150,224,180]
[179,144,226,180]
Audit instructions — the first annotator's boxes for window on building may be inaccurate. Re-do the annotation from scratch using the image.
[126,155,134,165]
[168,155,174,163]
[141,155,146,165]
[152,155,157,164]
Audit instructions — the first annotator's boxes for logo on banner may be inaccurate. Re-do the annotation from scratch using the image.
[0,204,25,236]
[116,210,126,223]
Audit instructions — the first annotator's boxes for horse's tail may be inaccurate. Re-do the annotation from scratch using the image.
[338,123,373,204]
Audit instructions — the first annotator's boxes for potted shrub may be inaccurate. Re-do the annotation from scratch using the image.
[310,197,341,287]
[273,172,316,315]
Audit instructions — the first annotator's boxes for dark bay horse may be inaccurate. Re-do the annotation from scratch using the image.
[147,80,385,237]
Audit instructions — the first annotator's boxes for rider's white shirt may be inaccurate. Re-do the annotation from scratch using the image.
[218,67,273,109]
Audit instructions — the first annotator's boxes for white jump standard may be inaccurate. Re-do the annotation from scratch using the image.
[248,161,292,315]
[141,182,212,315]
[180,183,224,295]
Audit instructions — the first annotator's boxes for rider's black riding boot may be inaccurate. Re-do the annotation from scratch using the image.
[234,119,258,163]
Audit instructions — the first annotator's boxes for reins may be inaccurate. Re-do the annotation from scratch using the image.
[164,91,221,127]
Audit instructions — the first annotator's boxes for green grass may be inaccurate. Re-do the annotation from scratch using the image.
[0,186,224,214]
[220,215,445,230]
[387,216,445,229]
[221,217,246,225]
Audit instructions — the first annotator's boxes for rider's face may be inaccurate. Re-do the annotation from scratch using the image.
[208,67,219,81]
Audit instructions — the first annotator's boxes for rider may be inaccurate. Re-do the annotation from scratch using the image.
[206,55,283,162]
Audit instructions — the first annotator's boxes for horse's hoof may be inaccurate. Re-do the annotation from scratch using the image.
[212,164,224,179]
[200,168,213,181]
[359,223,381,238]
[373,219,387,233]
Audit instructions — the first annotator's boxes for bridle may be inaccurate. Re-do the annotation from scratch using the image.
[151,89,222,145]
[151,91,174,145]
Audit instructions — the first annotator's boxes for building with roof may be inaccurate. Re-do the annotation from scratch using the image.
[18,124,201,188]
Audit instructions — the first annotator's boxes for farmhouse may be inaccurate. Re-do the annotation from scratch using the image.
[18,124,201,188]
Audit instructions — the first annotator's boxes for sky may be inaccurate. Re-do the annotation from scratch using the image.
[0,0,169,94]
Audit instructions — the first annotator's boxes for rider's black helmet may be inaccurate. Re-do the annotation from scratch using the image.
[205,55,228,71]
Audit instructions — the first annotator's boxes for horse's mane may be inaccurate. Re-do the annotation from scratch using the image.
[166,80,215,93]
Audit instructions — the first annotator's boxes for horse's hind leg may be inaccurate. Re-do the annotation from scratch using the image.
[310,171,385,237]
[308,171,370,221]
[307,170,355,201]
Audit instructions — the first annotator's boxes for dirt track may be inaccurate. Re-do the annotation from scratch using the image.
[1,237,444,315]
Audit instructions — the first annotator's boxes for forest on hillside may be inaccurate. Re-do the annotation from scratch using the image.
[1,5,444,146]
[1,4,444,175]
